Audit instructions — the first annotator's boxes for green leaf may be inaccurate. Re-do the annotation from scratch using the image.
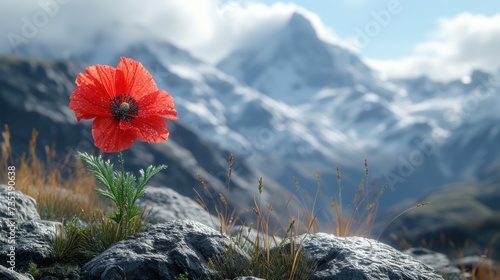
[138,165,167,190]
[77,152,115,191]
[78,152,166,229]
[126,204,141,222]
[107,210,121,224]
[94,188,116,201]
[133,164,166,207]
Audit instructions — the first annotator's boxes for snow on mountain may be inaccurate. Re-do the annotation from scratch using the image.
[375,70,500,209]
[218,13,379,105]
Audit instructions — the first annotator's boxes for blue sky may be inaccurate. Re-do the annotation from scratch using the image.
[253,0,500,59]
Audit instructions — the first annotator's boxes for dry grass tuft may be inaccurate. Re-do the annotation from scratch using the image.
[326,161,387,237]
[0,125,105,221]
[197,154,317,280]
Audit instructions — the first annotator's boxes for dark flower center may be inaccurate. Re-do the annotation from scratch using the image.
[119,102,131,112]
[110,94,139,122]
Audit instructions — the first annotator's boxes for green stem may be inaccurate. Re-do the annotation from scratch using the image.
[119,151,125,176]
[118,151,128,234]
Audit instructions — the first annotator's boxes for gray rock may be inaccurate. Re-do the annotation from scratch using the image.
[279,233,444,280]
[0,186,58,268]
[0,219,59,268]
[81,219,250,280]
[0,186,40,223]
[0,265,34,280]
[138,186,219,228]
[100,265,125,280]
[404,248,463,280]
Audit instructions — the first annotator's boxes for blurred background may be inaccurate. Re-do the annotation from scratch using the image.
[1,0,500,258]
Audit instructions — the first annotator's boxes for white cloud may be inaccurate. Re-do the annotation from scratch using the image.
[0,0,340,64]
[3,1,498,83]
[366,13,500,81]
[0,0,225,60]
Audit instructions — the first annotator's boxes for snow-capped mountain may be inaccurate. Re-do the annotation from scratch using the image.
[6,10,500,218]
[217,13,381,105]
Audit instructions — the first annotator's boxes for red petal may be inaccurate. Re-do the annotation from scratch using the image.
[115,57,158,100]
[119,119,134,131]
[69,82,113,121]
[79,64,117,99]
[138,90,178,120]
[92,117,137,152]
[128,116,169,143]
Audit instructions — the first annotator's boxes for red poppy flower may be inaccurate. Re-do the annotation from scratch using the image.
[69,57,178,152]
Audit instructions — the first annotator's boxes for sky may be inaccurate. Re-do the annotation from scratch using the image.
[1,0,500,81]
[251,0,500,59]
[240,0,500,81]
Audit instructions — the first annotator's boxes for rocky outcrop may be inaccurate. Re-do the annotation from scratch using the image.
[138,186,219,228]
[0,265,34,280]
[279,233,444,280]
[80,219,250,280]
[0,186,40,223]
[0,186,59,268]
[404,248,463,280]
